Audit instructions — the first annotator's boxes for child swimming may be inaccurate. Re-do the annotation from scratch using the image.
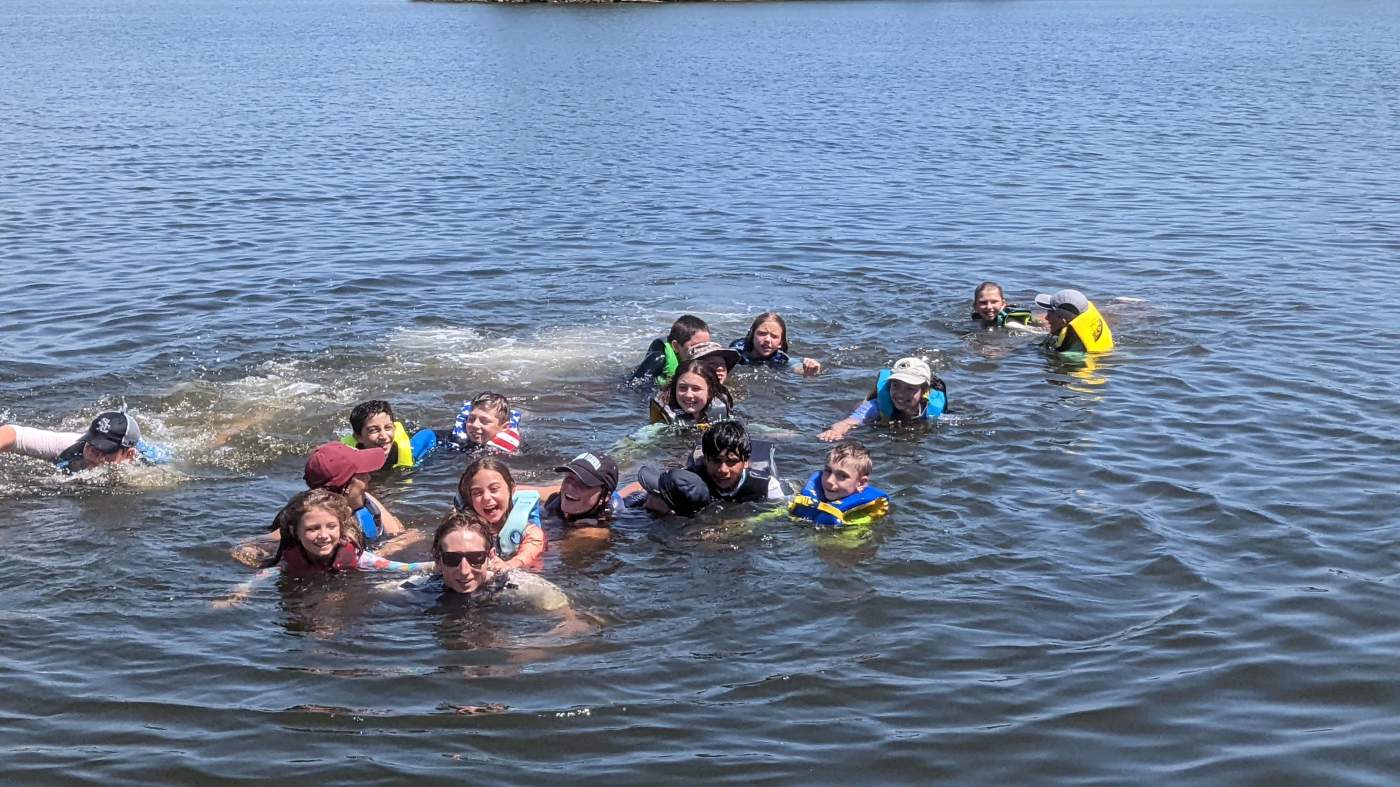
[455,456,545,572]
[445,392,522,455]
[729,312,821,376]
[341,399,437,469]
[685,421,785,504]
[686,341,742,386]
[628,314,712,387]
[261,489,432,577]
[649,360,734,429]
[970,282,1038,330]
[788,441,890,527]
[818,357,946,442]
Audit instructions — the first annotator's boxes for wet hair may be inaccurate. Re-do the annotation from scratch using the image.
[666,360,734,416]
[973,282,1006,304]
[744,311,789,355]
[431,511,494,561]
[263,488,363,569]
[349,400,394,435]
[667,315,709,345]
[827,440,873,478]
[702,420,752,462]
[470,392,511,423]
[456,455,517,538]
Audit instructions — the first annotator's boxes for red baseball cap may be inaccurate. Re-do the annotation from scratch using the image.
[303,442,386,490]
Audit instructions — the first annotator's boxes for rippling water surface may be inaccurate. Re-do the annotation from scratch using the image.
[3,0,1400,782]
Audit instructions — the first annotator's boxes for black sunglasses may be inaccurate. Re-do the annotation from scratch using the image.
[440,550,488,568]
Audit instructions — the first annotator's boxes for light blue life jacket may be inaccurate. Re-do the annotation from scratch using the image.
[872,369,947,422]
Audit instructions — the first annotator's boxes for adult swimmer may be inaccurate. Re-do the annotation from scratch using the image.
[522,451,623,529]
[400,512,585,628]
[0,411,166,472]
[1035,288,1114,354]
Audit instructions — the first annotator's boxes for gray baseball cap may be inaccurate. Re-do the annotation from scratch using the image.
[1034,289,1090,317]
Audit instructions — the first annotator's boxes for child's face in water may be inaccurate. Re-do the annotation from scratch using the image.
[438,528,490,594]
[466,407,505,445]
[467,468,512,527]
[674,372,710,416]
[889,380,926,417]
[752,319,784,358]
[296,506,343,560]
[704,451,748,492]
[821,458,869,500]
[973,288,1006,321]
[356,412,395,452]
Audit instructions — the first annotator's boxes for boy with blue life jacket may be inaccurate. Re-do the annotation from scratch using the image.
[628,314,712,387]
[789,441,890,528]
[340,400,437,470]
[1035,288,1114,355]
[442,392,523,455]
[818,357,947,442]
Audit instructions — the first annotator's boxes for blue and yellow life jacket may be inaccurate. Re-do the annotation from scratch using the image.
[1047,301,1114,354]
[788,471,890,528]
[341,420,415,469]
[871,369,947,422]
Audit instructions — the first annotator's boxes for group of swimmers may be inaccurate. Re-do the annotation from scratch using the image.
[1,283,1115,612]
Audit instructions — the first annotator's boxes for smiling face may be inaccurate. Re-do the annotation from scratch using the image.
[437,528,490,594]
[704,451,748,492]
[973,286,1006,321]
[889,379,926,417]
[355,412,395,452]
[559,474,605,517]
[675,330,711,361]
[673,371,710,416]
[752,319,784,358]
[467,468,512,527]
[466,407,505,445]
[340,472,370,510]
[821,457,869,500]
[296,506,343,561]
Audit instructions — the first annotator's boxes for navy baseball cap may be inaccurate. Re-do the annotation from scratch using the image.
[84,412,141,453]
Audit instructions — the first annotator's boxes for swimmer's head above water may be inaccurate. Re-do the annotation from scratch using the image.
[432,511,494,594]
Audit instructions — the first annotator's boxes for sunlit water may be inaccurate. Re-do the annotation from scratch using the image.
[2,0,1399,781]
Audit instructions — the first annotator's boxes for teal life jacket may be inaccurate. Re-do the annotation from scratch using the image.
[872,369,947,422]
[495,490,540,558]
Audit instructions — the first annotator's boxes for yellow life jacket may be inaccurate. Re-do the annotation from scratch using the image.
[1052,301,1114,353]
[340,420,416,469]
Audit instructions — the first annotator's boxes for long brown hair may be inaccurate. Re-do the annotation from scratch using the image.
[263,488,363,568]
[744,311,789,355]
[665,359,734,416]
[455,455,517,537]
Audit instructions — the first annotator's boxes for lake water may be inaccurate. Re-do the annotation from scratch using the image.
[3,0,1400,781]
